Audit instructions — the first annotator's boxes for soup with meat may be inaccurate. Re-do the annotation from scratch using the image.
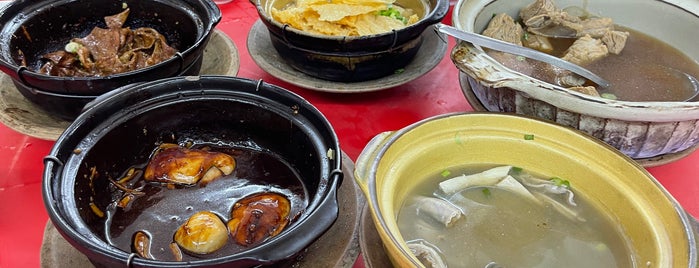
[482,0,699,102]
[397,165,636,268]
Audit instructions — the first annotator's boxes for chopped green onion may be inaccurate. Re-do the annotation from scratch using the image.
[378,7,407,24]
[394,68,405,74]
[550,177,571,188]
[65,42,82,54]
[600,93,618,100]
[595,243,608,251]
[524,134,535,140]
[440,169,451,178]
[522,32,529,41]
[511,166,523,174]
[516,55,526,61]
[482,188,491,197]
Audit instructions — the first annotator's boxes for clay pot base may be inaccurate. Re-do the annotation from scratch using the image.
[247,20,447,93]
[0,29,240,141]
[40,152,364,267]
[458,73,699,167]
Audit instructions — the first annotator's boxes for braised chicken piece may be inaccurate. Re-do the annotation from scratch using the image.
[227,192,291,246]
[174,211,229,254]
[39,8,177,77]
[144,143,236,185]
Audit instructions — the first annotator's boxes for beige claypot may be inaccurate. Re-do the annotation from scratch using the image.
[450,0,699,160]
[354,112,698,267]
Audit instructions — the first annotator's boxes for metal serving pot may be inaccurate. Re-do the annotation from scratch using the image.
[42,76,343,267]
[251,0,448,81]
[355,112,698,267]
[0,0,221,94]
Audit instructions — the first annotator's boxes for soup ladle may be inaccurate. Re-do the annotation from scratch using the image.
[435,23,611,88]
[435,24,699,101]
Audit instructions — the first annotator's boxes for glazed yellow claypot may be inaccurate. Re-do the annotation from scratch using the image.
[354,112,698,267]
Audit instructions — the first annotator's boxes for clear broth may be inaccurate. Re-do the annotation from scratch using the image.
[397,165,635,268]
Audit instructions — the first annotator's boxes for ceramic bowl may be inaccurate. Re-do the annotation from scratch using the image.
[250,0,448,82]
[354,112,698,268]
[450,0,699,159]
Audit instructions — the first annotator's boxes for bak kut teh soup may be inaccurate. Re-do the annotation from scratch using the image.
[396,165,636,268]
[481,0,699,102]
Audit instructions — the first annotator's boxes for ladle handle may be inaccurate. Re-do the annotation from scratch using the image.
[435,23,611,89]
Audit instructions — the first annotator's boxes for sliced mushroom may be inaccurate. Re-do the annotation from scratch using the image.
[174,211,229,254]
[227,192,291,246]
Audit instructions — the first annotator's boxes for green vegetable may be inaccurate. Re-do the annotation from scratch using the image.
[440,169,451,178]
[394,68,405,74]
[378,7,407,24]
[600,93,618,100]
[524,134,535,140]
[550,177,571,188]
[510,166,523,174]
[482,188,492,197]
[64,42,82,54]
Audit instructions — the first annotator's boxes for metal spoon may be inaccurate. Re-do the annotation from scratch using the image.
[434,23,611,89]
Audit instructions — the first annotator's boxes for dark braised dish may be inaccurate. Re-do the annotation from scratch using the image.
[37,8,177,77]
[88,143,304,262]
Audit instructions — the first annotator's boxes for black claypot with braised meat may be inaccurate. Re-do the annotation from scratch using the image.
[0,0,221,119]
[42,76,343,267]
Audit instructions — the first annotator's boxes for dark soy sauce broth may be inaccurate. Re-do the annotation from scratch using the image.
[105,145,308,261]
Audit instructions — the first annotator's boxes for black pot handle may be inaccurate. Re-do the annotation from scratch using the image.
[42,155,65,208]
[0,58,23,83]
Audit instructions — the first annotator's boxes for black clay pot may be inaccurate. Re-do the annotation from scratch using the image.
[42,76,343,267]
[15,54,204,121]
[252,0,448,82]
[0,0,221,94]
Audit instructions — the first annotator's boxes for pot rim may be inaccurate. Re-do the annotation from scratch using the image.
[450,0,699,122]
[358,112,698,267]
[253,0,449,41]
[42,76,343,267]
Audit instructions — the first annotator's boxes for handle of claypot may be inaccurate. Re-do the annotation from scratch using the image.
[42,155,64,211]
[353,131,395,197]
[0,59,24,83]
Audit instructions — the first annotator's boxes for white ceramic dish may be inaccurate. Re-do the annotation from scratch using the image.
[450,0,699,159]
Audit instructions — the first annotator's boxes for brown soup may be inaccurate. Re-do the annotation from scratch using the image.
[104,145,308,261]
[490,26,699,102]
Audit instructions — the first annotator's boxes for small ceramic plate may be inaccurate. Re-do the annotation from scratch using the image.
[248,20,447,93]
[458,72,699,167]
[40,153,363,267]
[0,29,240,141]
